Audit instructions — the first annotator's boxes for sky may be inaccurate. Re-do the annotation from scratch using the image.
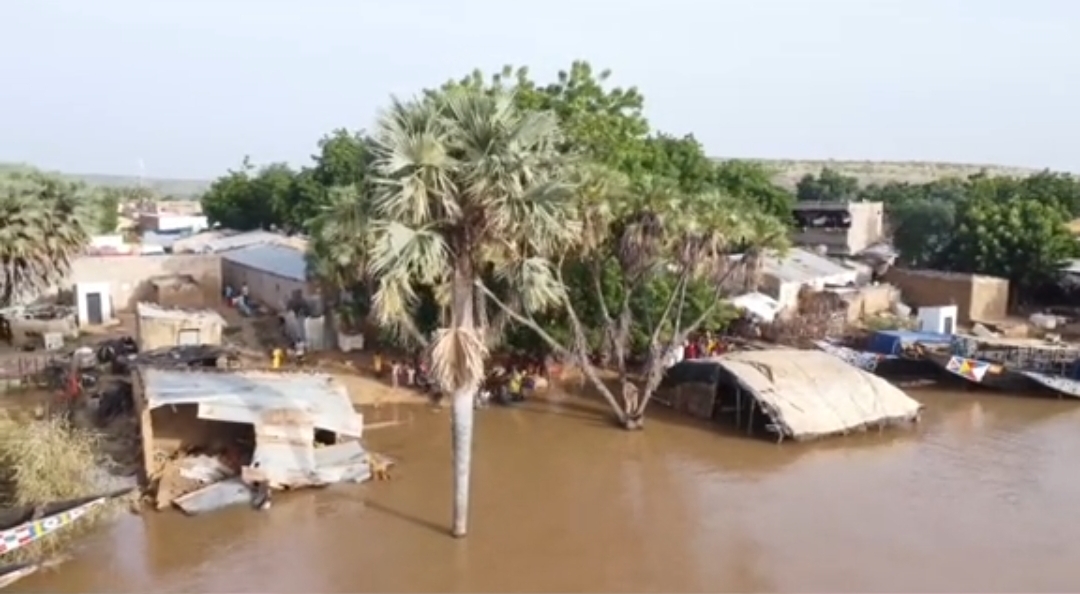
[3,0,1079,180]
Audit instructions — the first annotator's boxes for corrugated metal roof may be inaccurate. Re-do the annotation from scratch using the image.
[140,368,361,437]
[763,248,854,283]
[203,230,287,253]
[221,244,307,281]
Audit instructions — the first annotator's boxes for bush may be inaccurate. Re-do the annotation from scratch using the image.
[0,415,117,563]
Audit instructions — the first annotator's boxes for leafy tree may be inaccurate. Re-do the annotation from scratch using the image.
[713,160,795,222]
[94,188,121,234]
[310,129,371,188]
[937,177,1078,299]
[0,171,90,307]
[482,166,789,429]
[795,167,859,202]
[363,88,578,538]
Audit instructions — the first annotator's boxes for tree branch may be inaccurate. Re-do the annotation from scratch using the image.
[475,272,628,425]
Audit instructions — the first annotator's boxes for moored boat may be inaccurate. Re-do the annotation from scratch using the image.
[813,329,945,380]
[0,487,132,558]
[918,348,1036,392]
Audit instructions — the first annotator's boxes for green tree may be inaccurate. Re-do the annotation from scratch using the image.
[0,171,90,306]
[937,178,1077,300]
[363,88,578,538]
[94,188,121,234]
[713,160,795,222]
[795,167,859,202]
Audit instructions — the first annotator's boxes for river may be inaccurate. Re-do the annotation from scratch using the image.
[19,388,1080,593]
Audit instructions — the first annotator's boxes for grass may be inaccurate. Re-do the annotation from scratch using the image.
[0,414,119,564]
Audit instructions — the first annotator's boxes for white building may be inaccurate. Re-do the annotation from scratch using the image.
[757,248,860,312]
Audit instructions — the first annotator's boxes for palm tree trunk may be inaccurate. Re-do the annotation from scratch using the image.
[450,262,478,538]
[450,382,474,538]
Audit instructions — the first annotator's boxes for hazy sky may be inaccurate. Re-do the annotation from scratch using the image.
[3,0,1078,179]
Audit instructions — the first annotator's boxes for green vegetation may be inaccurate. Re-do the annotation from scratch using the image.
[795,167,1080,298]
[0,416,114,563]
[0,170,92,307]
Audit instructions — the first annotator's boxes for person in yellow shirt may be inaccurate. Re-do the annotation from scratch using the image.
[271,347,284,370]
[508,368,524,403]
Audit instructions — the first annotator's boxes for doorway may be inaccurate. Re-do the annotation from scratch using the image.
[86,292,104,325]
[943,314,955,335]
[177,329,201,346]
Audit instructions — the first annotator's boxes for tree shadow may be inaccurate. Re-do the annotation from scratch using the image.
[362,498,448,537]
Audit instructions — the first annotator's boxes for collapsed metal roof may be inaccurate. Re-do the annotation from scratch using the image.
[138,367,362,438]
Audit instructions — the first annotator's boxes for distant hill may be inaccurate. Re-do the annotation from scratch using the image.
[0,163,211,198]
[3,159,1057,200]
[726,159,1046,190]
[58,171,211,199]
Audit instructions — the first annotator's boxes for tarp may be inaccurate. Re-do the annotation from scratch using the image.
[728,292,782,323]
[715,350,923,440]
[868,330,952,356]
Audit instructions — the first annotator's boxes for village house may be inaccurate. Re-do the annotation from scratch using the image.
[757,248,861,313]
[147,274,206,309]
[791,201,885,257]
[221,243,315,311]
[883,268,1009,325]
[137,212,208,234]
[135,302,226,351]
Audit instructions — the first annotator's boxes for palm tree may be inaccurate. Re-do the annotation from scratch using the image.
[0,172,90,308]
[365,88,579,537]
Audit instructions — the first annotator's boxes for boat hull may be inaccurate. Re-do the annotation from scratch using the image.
[0,487,132,558]
[812,341,937,379]
[1020,371,1080,399]
[922,350,1049,393]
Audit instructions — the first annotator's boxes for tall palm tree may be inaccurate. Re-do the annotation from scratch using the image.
[0,172,90,308]
[365,89,579,537]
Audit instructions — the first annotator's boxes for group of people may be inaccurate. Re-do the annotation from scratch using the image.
[373,352,433,392]
[664,332,731,368]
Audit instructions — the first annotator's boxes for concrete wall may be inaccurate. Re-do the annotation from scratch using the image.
[883,268,1009,324]
[837,284,898,322]
[222,260,309,312]
[69,254,222,312]
[136,314,224,351]
[792,202,885,256]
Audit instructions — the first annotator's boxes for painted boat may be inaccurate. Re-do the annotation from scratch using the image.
[0,487,132,558]
[812,340,937,379]
[920,349,1051,393]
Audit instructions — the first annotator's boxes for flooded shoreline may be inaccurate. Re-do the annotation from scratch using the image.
[19,389,1080,593]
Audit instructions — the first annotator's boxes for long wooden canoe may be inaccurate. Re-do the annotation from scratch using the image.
[0,487,132,557]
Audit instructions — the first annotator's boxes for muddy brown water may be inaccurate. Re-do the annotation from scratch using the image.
[18,388,1080,593]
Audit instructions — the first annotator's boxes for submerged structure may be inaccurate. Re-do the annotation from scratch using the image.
[133,367,371,513]
[660,349,923,441]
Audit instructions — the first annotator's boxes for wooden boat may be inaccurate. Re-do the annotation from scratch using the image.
[932,334,1080,399]
[0,487,132,558]
[811,340,937,379]
[919,348,1050,393]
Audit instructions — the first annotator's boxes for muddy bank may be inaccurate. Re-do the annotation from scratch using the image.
[17,389,1080,593]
